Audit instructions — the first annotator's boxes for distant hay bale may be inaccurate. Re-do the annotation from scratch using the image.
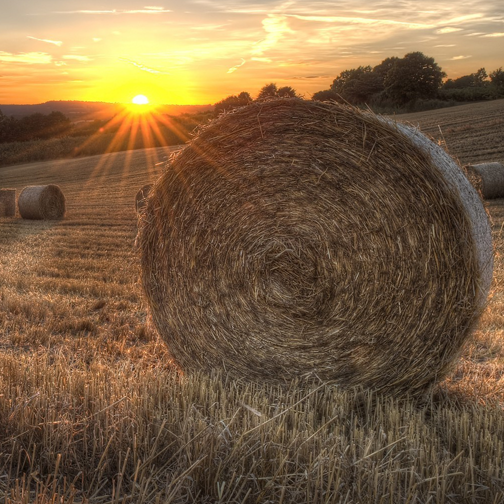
[0,189,16,217]
[135,184,153,214]
[465,162,504,199]
[18,184,66,220]
[138,98,493,396]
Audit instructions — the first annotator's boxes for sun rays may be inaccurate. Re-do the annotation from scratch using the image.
[78,101,191,194]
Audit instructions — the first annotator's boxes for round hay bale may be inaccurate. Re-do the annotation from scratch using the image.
[18,184,66,220]
[464,162,504,199]
[138,98,493,395]
[0,189,16,217]
[135,184,153,214]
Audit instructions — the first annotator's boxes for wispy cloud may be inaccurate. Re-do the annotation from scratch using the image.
[92,38,102,42]
[227,58,246,73]
[451,55,472,60]
[482,32,504,37]
[27,36,63,47]
[191,24,228,31]
[443,14,485,24]
[251,57,273,63]
[252,14,294,57]
[434,44,456,47]
[288,14,434,29]
[63,55,92,62]
[0,51,52,64]
[54,8,171,14]
[120,58,169,74]
[436,27,464,34]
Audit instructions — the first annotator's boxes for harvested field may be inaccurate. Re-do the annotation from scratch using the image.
[396,98,504,165]
[1,107,504,503]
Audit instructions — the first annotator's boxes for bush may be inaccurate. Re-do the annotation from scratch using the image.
[439,87,498,102]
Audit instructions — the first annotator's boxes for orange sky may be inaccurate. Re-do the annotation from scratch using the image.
[1,1,503,105]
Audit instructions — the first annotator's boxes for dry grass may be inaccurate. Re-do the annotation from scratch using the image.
[1,142,504,502]
[0,189,16,218]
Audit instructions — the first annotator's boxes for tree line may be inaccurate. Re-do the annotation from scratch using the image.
[0,110,72,144]
[1,51,503,146]
[216,51,504,113]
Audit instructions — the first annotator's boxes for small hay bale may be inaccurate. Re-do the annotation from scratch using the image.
[18,184,66,220]
[135,184,153,214]
[138,98,493,396]
[464,162,504,199]
[0,189,16,217]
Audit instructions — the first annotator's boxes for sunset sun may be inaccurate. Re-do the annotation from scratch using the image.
[132,94,149,105]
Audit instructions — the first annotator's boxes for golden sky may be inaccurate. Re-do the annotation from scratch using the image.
[1,0,503,105]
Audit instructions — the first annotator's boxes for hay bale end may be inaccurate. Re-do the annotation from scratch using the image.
[465,162,504,199]
[138,98,493,396]
[18,184,66,220]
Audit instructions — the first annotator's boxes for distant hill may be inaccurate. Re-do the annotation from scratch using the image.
[0,101,213,120]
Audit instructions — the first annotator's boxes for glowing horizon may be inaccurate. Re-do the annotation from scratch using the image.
[1,0,503,106]
[132,94,149,105]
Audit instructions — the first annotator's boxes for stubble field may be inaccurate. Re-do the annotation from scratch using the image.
[0,100,504,503]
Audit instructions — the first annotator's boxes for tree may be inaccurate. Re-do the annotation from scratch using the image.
[277,86,298,98]
[443,68,488,89]
[312,89,340,102]
[256,83,298,100]
[384,52,446,104]
[473,67,488,86]
[257,83,279,100]
[214,92,252,113]
[372,57,400,82]
[330,66,383,104]
[490,67,504,93]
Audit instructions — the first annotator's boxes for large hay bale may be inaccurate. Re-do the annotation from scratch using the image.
[135,184,153,214]
[0,189,16,217]
[18,184,66,220]
[465,162,504,199]
[138,98,493,395]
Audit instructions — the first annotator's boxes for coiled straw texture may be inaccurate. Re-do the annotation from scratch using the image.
[139,99,493,395]
[18,184,66,220]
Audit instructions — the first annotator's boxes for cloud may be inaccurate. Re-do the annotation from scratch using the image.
[55,8,171,14]
[451,55,472,60]
[92,38,102,42]
[27,36,63,47]
[251,57,273,63]
[443,14,485,24]
[434,44,456,47]
[191,24,228,31]
[120,58,170,74]
[55,61,67,66]
[63,55,92,62]
[288,14,434,30]
[252,14,294,57]
[482,32,504,37]
[0,51,52,64]
[436,27,464,34]
[227,58,246,73]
